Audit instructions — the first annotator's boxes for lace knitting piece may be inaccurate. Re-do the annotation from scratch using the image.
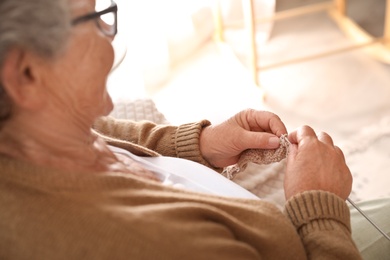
[222,134,290,180]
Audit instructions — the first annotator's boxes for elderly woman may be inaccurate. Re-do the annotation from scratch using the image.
[0,0,365,259]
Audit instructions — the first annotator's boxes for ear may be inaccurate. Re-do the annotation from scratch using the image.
[1,47,45,110]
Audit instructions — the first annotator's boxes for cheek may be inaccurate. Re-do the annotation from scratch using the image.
[67,30,115,80]
[64,38,114,94]
[80,43,113,81]
[90,32,115,73]
[46,32,115,114]
[100,40,115,72]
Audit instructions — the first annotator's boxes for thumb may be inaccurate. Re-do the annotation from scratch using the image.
[241,132,281,150]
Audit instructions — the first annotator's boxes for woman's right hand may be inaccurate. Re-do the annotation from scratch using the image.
[284,125,352,200]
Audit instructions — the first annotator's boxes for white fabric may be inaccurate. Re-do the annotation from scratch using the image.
[339,116,390,202]
[232,161,286,209]
[109,145,260,200]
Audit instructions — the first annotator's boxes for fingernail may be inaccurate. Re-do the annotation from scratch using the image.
[268,137,280,148]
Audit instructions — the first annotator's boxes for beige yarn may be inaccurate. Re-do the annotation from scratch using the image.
[222,134,290,179]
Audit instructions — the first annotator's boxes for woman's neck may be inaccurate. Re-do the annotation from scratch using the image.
[0,112,117,172]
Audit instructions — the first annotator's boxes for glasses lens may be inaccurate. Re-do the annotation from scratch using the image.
[97,11,115,35]
[101,12,115,26]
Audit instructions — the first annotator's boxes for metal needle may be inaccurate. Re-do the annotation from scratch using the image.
[347,198,390,241]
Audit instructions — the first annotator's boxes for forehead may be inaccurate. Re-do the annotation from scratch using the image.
[69,0,94,14]
[70,0,111,12]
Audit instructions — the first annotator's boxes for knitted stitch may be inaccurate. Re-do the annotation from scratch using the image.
[222,134,290,179]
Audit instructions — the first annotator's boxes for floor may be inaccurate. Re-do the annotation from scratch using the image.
[109,0,390,202]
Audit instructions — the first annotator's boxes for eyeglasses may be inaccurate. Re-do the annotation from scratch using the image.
[71,0,118,37]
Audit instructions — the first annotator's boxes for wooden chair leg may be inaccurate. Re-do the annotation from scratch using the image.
[213,0,224,42]
[242,0,259,86]
[384,0,390,46]
[334,0,346,15]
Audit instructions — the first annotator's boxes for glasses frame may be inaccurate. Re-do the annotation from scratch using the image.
[71,0,118,36]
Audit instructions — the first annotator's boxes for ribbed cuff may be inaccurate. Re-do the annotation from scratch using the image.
[175,120,220,171]
[284,191,351,235]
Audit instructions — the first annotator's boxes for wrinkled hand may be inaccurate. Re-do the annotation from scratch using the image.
[284,125,352,200]
[199,109,287,168]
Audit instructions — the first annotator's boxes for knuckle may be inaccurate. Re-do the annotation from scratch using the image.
[301,125,312,130]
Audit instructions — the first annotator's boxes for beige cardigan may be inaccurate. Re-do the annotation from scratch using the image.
[0,117,362,259]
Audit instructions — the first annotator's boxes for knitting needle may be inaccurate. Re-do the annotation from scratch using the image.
[347,198,390,241]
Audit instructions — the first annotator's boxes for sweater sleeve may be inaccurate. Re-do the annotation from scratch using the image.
[284,191,363,260]
[93,116,219,170]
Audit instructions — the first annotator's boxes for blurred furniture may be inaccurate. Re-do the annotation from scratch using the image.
[213,0,390,86]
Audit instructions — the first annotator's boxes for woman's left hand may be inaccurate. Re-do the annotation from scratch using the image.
[199,109,288,168]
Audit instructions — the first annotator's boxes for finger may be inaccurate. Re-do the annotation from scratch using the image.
[334,146,347,162]
[245,110,288,136]
[288,125,316,144]
[241,132,281,149]
[317,131,334,146]
[268,115,288,137]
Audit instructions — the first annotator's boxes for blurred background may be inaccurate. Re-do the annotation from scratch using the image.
[107,0,390,201]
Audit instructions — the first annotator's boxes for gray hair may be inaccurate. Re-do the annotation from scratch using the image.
[0,0,71,121]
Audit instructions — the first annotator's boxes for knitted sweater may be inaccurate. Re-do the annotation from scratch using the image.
[0,117,362,259]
